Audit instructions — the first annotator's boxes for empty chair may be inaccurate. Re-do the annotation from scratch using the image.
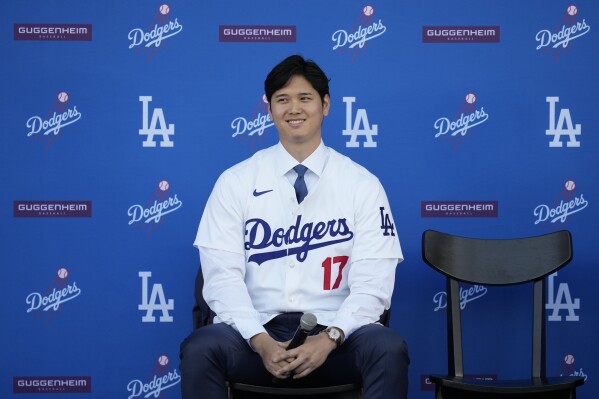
[421,229,585,399]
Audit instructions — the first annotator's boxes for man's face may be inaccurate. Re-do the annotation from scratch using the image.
[268,75,330,150]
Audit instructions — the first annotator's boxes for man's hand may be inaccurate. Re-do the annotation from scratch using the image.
[250,333,294,379]
[273,332,337,379]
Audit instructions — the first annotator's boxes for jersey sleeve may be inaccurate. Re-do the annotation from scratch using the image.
[330,176,403,337]
[194,171,246,255]
[193,170,267,340]
[350,177,403,262]
[199,247,266,340]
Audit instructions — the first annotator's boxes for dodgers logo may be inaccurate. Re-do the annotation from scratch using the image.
[433,284,487,311]
[139,96,175,148]
[26,267,81,323]
[547,272,580,322]
[343,96,378,148]
[128,180,183,236]
[546,97,581,148]
[332,5,387,62]
[434,93,489,148]
[560,354,588,382]
[231,94,275,151]
[379,207,395,236]
[128,4,183,61]
[138,271,174,322]
[245,215,354,265]
[26,91,82,149]
[127,355,181,399]
[535,5,590,62]
[533,180,588,227]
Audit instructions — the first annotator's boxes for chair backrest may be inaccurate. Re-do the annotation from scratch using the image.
[421,230,573,379]
[422,230,572,285]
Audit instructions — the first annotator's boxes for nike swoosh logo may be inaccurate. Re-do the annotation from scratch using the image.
[253,189,273,197]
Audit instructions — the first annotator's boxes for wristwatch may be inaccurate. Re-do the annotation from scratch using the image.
[323,327,344,348]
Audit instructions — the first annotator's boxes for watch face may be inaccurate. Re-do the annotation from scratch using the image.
[328,328,341,340]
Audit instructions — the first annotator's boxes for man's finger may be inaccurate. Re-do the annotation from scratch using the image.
[272,352,296,363]
[292,367,312,379]
[278,340,290,349]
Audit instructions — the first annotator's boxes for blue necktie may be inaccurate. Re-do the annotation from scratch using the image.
[293,165,308,204]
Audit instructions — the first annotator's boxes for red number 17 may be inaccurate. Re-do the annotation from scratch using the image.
[322,256,349,290]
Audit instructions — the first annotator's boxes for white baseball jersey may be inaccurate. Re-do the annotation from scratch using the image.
[194,142,403,340]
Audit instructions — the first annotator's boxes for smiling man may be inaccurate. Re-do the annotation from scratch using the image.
[180,55,409,399]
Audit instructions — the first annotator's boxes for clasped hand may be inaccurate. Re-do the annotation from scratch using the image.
[251,332,336,380]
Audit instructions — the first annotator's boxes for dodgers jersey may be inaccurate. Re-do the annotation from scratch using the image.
[194,142,403,339]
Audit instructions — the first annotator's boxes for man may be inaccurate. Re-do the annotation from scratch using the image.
[180,55,409,399]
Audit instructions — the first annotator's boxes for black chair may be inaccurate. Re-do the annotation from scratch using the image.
[192,264,388,398]
[421,229,585,399]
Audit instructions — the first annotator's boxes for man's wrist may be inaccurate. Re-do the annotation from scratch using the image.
[321,326,345,348]
[316,330,337,352]
[249,332,270,354]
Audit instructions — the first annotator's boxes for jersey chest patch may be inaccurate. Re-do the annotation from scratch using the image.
[244,215,354,265]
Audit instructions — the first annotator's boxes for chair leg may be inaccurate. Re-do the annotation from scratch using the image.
[435,386,443,399]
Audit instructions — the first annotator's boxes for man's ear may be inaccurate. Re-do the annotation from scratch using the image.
[322,94,331,116]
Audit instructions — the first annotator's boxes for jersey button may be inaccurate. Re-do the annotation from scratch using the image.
[289,296,294,303]
[289,262,295,268]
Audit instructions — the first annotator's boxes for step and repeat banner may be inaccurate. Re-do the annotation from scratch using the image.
[2,1,598,398]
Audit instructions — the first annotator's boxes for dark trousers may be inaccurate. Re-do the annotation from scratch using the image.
[180,313,409,399]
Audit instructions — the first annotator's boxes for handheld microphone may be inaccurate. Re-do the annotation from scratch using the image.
[287,313,317,350]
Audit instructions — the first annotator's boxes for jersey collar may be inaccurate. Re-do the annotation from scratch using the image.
[275,141,328,178]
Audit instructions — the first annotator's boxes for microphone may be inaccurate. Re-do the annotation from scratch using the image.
[287,313,317,350]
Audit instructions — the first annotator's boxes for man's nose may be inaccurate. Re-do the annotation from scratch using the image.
[289,99,301,113]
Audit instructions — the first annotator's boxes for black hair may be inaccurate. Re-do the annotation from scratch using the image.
[264,55,330,104]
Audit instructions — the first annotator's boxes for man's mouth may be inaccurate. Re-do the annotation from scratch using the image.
[287,119,305,126]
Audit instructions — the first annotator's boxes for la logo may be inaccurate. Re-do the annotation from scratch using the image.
[342,97,378,148]
[546,97,581,148]
[379,207,395,236]
[139,96,175,148]
[138,271,174,322]
[546,272,580,321]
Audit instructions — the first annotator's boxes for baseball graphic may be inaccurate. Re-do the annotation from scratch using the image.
[363,5,374,17]
[262,94,268,104]
[57,92,69,103]
[158,355,169,366]
[57,267,69,279]
[159,4,170,15]
[465,93,476,104]
[565,180,576,191]
[158,180,170,191]
[567,5,578,16]
[564,354,575,365]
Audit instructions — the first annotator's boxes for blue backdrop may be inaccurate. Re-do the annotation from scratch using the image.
[2,1,597,398]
